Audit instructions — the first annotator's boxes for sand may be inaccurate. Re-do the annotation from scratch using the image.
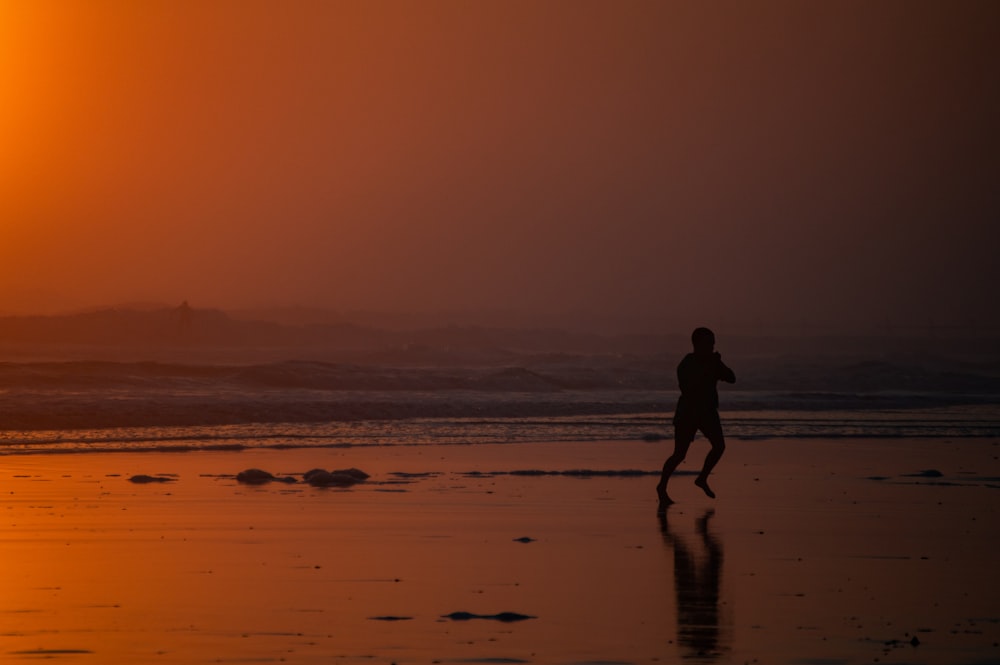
[1,437,998,664]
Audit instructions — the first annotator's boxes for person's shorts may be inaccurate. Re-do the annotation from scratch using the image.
[673,409,724,444]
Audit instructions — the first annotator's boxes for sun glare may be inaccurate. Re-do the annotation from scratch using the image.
[0,2,53,197]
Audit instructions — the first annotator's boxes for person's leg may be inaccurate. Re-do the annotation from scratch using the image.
[694,414,726,499]
[657,423,694,505]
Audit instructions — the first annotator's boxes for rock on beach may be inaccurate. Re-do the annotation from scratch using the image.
[303,467,370,487]
[235,468,297,484]
[234,467,370,486]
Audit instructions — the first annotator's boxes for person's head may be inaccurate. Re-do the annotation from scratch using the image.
[691,327,715,354]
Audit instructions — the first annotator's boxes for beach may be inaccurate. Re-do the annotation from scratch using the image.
[6,0,1000,661]
[1,437,997,664]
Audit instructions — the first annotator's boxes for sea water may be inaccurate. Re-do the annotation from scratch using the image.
[1,358,998,455]
[1,397,998,456]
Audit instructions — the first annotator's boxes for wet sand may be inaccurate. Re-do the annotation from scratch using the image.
[2,437,998,664]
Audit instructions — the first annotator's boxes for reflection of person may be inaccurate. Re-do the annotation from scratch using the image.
[659,508,725,661]
[657,327,735,507]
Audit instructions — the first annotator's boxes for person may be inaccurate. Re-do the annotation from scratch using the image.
[656,327,735,508]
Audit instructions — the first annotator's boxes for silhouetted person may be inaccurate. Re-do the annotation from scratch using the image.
[659,507,726,661]
[657,327,735,507]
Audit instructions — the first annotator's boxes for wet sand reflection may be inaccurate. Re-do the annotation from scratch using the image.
[659,507,728,661]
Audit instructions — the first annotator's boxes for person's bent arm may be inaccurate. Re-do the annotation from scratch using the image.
[715,353,736,384]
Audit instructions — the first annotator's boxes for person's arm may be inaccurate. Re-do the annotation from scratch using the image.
[677,355,694,394]
[715,352,736,383]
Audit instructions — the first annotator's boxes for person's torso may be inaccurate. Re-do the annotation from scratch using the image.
[676,353,720,412]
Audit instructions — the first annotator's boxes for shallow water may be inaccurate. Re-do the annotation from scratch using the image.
[2,403,1000,456]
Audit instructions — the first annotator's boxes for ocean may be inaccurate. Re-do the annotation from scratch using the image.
[1,357,998,455]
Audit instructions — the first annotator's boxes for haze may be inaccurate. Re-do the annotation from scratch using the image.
[2,1,998,334]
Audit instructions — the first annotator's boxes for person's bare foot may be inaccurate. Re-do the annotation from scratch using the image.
[694,477,716,499]
[656,485,674,510]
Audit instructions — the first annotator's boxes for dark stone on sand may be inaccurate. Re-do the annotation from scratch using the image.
[303,468,331,482]
[442,611,536,622]
[304,467,370,487]
[305,471,344,487]
[236,468,276,484]
[513,537,536,543]
[904,469,944,478]
[128,475,176,484]
[236,469,297,484]
[369,615,413,621]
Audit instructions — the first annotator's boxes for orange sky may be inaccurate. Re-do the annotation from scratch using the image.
[2,0,998,333]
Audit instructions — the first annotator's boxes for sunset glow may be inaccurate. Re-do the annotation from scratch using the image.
[2,6,998,663]
[2,0,998,331]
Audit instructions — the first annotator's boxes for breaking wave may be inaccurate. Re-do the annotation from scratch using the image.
[1,359,998,454]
